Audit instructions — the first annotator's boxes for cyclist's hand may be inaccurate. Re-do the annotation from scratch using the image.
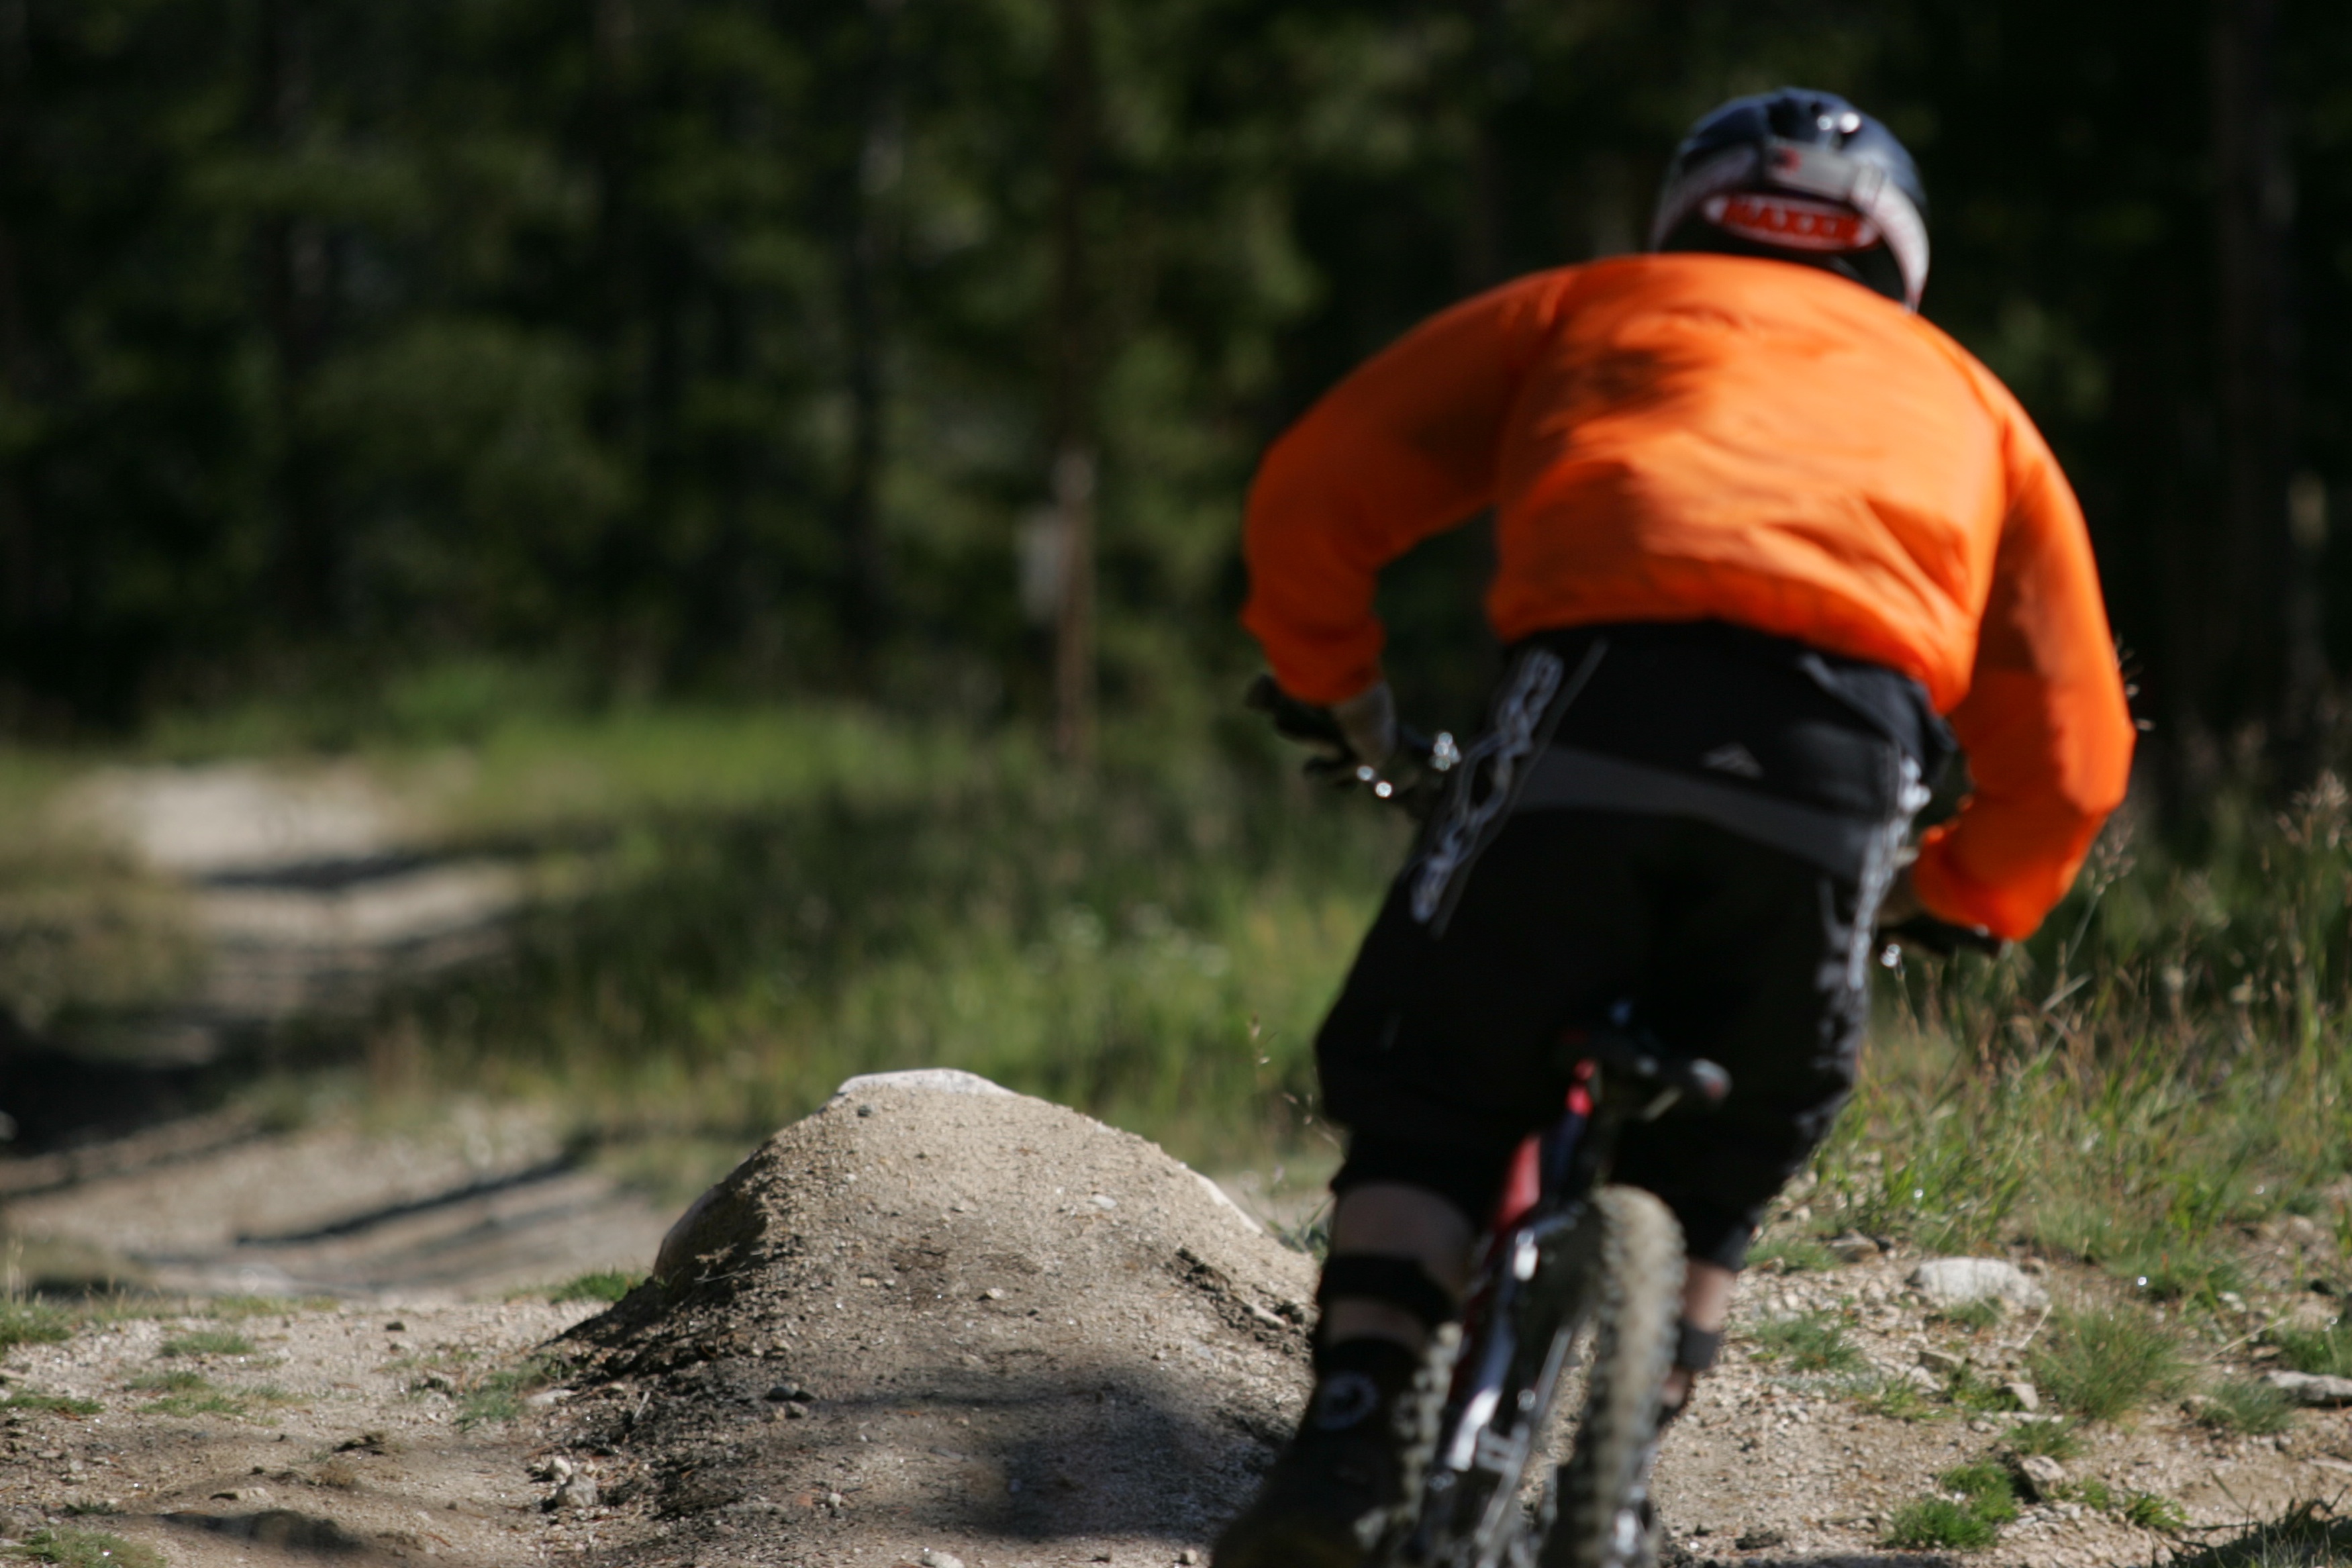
[1245,674,1393,781]
[1330,682,1399,772]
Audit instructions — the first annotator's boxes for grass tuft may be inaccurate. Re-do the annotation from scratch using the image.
[1847,1371,1938,1421]
[9,1528,166,1567]
[126,1370,206,1393]
[2200,1377,2299,1436]
[542,1270,642,1305]
[1937,1297,2008,1332]
[1749,1234,1841,1273]
[2122,1490,2190,1532]
[160,1328,256,1357]
[2002,1417,2084,1460]
[2165,1500,2352,1567]
[1884,1461,2020,1550]
[2028,1306,2192,1422]
[205,1294,334,1320]
[0,1300,75,1353]
[454,1351,567,1429]
[2269,1321,2352,1377]
[1747,1312,1867,1375]
[0,1391,101,1416]
[1885,1496,2000,1551]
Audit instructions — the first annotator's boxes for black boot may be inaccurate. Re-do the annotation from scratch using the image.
[1212,1339,1422,1568]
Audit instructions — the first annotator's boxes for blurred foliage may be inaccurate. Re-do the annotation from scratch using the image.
[3,1,2350,756]
[354,706,1404,1170]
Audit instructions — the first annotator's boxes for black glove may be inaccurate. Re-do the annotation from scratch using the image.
[1245,673,1392,783]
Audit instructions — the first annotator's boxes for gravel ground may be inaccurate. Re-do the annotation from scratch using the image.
[5,1075,2351,1567]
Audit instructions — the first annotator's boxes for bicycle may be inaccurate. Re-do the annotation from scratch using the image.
[1245,674,1999,1568]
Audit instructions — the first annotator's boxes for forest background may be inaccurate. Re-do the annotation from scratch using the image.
[5,0,2352,1186]
[4,0,2347,775]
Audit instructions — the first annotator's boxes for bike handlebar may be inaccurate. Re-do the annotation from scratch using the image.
[1244,673,1457,815]
[1879,912,2006,959]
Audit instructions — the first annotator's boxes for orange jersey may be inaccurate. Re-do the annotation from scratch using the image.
[1241,252,2135,938]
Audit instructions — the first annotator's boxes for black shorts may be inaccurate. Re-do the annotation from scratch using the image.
[1318,622,1937,1271]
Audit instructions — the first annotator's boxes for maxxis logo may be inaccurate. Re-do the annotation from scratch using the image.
[1704,191,1879,254]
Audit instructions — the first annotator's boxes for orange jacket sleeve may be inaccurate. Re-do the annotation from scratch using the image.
[1908,403,2136,938]
[1241,276,1557,703]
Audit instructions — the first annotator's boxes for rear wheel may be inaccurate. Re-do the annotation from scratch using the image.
[1540,1186,1683,1568]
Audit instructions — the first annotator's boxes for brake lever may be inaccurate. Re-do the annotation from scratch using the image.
[1879,913,2006,960]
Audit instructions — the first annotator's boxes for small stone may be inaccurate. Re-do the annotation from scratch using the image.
[765,1383,805,1402]
[1909,1257,2048,1310]
[785,1402,810,1418]
[2266,1370,2352,1406]
[548,1461,599,1512]
[983,1288,1006,1302]
[1091,1193,1118,1210]
[920,1551,965,1568]
[1735,1527,1788,1551]
[1917,1347,1968,1378]
[2014,1455,2067,1502]
[856,1104,875,1117]
[1179,1553,1202,1565]
[1826,1232,1881,1263]
[385,1321,406,1332]
[2006,1381,2041,1412]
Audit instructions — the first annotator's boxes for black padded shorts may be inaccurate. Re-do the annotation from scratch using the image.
[1319,622,1937,1271]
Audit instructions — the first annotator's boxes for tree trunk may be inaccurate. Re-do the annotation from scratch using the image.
[837,0,901,662]
[256,0,334,632]
[2210,0,2310,754]
[0,0,36,642]
[1049,0,1097,765]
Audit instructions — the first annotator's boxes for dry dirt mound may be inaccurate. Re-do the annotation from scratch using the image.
[551,1070,1317,1567]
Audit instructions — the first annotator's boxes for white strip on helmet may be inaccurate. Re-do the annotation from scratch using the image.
[1649,136,1929,311]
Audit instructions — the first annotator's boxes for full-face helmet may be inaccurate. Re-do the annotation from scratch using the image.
[1650,89,1929,310]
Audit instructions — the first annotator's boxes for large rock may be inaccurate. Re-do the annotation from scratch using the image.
[2265,1371,2352,1406]
[559,1071,1318,1565]
[1908,1257,2048,1310]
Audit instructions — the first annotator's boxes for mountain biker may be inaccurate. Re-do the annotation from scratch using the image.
[1215,88,2135,1567]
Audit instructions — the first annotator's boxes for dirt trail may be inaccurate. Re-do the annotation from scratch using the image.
[66,763,523,1051]
[4,763,669,1306]
[3,1073,2351,1565]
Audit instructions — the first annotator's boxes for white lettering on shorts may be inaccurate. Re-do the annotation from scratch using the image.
[1409,644,1602,934]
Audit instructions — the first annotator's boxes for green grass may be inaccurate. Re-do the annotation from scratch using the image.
[2166,1501,2352,1567]
[1884,1461,2021,1550]
[126,1369,207,1392]
[2270,1321,2352,1377]
[1847,1371,1938,1421]
[2201,1377,2300,1435]
[160,1328,255,1357]
[2002,1417,2084,1459]
[0,1300,75,1353]
[0,1392,101,1416]
[1937,1297,2008,1332]
[541,1269,643,1305]
[205,1294,337,1320]
[8,1528,164,1568]
[1749,1234,1840,1273]
[454,1351,567,1429]
[2027,1306,2193,1422]
[130,1368,297,1418]
[1746,1312,1866,1375]
[140,1387,248,1418]
[2122,1490,2190,1532]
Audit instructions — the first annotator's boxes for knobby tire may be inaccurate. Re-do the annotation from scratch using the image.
[1541,1186,1684,1568]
